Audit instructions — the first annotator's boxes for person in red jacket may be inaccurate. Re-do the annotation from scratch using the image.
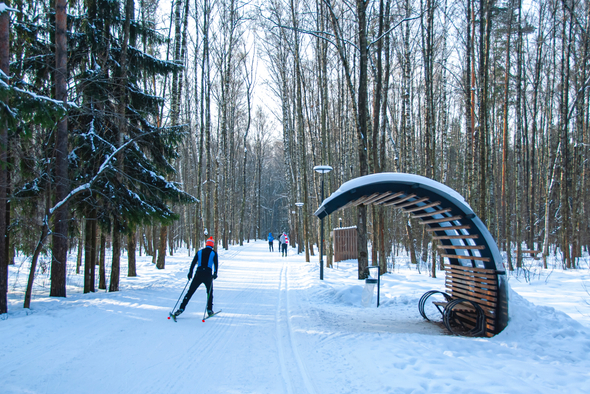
[279,232,289,257]
[172,237,219,317]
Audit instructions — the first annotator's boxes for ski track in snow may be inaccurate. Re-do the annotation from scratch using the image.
[276,257,317,394]
[3,240,590,393]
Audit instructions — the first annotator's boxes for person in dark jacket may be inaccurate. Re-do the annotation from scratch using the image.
[173,236,219,317]
[268,232,274,252]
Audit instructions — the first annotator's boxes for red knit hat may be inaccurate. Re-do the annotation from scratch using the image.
[206,237,215,247]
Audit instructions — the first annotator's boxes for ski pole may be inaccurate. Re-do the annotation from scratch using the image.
[172,279,190,313]
[202,280,214,322]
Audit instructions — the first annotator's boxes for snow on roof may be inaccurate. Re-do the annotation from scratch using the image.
[323,172,471,210]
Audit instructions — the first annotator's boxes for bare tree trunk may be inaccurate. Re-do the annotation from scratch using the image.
[501,0,514,252]
[76,226,83,274]
[290,0,311,262]
[50,0,70,298]
[24,191,51,308]
[559,3,572,269]
[355,0,370,279]
[84,212,96,293]
[98,232,106,290]
[0,0,9,314]
[110,222,121,292]
[128,230,137,277]
[156,225,167,269]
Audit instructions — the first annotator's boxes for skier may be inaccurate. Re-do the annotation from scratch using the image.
[268,232,274,252]
[172,236,219,318]
[279,232,289,257]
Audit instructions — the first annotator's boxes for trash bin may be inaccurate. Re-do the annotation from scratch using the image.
[361,265,380,307]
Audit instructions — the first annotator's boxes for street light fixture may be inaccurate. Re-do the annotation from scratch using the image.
[314,165,333,280]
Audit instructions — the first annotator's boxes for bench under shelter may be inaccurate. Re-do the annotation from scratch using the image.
[313,173,509,337]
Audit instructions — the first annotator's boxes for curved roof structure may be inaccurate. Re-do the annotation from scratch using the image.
[314,173,509,333]
[314,173,505,272]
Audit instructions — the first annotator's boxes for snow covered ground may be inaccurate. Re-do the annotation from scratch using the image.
[2,240,590,393]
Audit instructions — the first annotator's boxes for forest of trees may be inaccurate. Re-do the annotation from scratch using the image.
[1,0,589,313]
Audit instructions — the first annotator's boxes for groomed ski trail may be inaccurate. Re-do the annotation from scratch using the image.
[276,256,317,394]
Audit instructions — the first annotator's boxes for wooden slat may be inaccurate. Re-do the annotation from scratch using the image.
[421,215,463,224]
[447,283,498,301]
[445,271,498,284]
[446,274,496,285]
[426,225,471,232]
[433,301,496,319]
[456,310,495,325]
[446,281,497,301]
[440,253,491,262]
[432,234,479,240]
[352,193,380,206]
[395,196,429,209]
[412,208,452,218]
[447,289,497,308]
[454,311,495,333]
[444,264,497,275]
[404,200,441,213]
[383,193,417,206]
[446,275,498,289]
[362,192,392,205]
[373,191,405,205]
[437,244,485,250]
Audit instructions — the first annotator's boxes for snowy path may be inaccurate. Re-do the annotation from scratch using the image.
[1,241,327,394]
[2,240,590,393]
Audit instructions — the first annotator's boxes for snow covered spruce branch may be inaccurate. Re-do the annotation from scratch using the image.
[23,130,160,308]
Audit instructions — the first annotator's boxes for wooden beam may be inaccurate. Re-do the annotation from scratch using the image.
[437,244,485,250]
[373,191,405,205]
[363,192,392,205]
[432,234,479,240]
[421,215,463,225]
[412,208,452,218]
[395,196,429,209]
[404,200,441,213]
[440,253,491,262]
[425,225,471,232]
[383,193,416,206]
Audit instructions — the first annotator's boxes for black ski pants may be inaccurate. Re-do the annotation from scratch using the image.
[180,270,213,311]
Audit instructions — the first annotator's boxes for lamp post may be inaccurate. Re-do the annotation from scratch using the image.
[295,202,304,254]
[314,165,333,280]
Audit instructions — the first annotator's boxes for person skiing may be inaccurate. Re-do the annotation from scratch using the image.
[279,232,289,257]
[172,236,219,318]
[268,232,274,252]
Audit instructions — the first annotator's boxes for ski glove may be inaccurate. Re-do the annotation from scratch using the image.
[187,272,193,280]
[212,273,218,280]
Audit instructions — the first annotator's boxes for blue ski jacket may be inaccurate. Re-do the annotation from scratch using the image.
[268,233,274,242]
[189,246,219,277]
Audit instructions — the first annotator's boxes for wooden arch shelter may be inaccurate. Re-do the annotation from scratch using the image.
[313,173,509,336]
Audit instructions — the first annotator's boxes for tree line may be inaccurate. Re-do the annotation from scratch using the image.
[1,0,589,314]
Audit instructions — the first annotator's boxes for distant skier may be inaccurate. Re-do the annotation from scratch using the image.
[279,232,289,257]
[172,237,219,318]
[268,232,274,252]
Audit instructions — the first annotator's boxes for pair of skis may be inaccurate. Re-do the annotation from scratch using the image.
[169,278,219,323]
[168,309,221,323]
